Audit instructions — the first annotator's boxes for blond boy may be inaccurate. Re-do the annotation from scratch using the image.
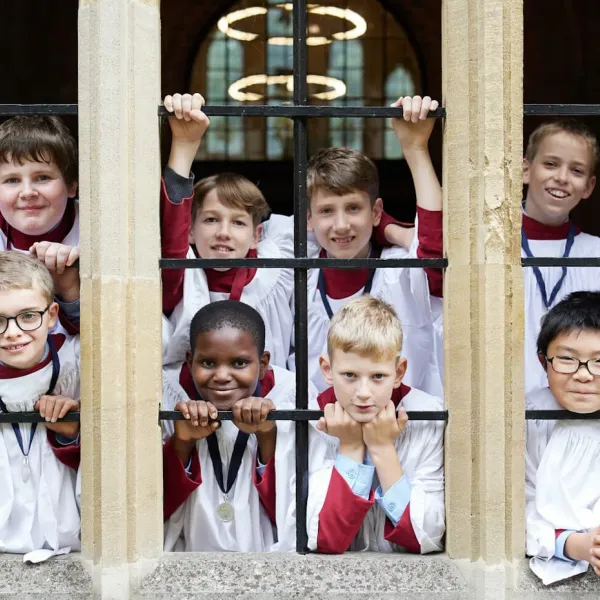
[306,296,445,553]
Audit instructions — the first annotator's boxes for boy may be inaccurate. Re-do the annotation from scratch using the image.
[297,95,444,396]
[521,120,600,393]
[0,251,81,562]
[159,93,406,367]
[306,296,445,554]
[0,116,81,335]
[161,300,330,552]
[526,291,600,584]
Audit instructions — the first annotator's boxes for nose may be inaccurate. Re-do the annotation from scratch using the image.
[333,211,350,232]
[355,377,372,401]
[213,364,232,383]
[216,221,232,239]
[19,178,37,199]
[573,363,594,383]
[3,318,22,339]
[554,166,568,184]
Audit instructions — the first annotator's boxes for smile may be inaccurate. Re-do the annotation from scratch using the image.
[211,245,235,252]
[331,236,355,244]
[546,188,570,199]
[1,342,31,353]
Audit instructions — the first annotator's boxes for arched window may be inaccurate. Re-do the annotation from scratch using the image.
[190,0,422,160]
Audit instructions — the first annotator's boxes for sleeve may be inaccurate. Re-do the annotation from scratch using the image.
[372,211,414,248]
[415,207,443,297]
[162,436,202,521]
[554,530,578,562]
[375,475,412,525]
[46,430,80,471]
[56,298,80,326]
[335,454,375,500]
[160,167,194,316]
[383,421,445,554]
[253,455,276,524]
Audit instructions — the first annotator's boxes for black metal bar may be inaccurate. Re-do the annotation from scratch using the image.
[0,413,80,423]
[160,257,448,269]
[293,0,310,555]
[526,410,600,420]
[522,257,600,267]
[159,410,449,422]
[0,104,78,116]
[524,104,600,116]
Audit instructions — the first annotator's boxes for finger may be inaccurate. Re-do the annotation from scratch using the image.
[252,400,265,424]
[187,401,199,426]
[192,93,205,110]
[197,402,210,428]
[430,99,439,112]
[324,403,335,420]
[58,399,76,420]
[316,417,328,434]
[207,402,218,421]
[259,401,272,422]
[401,96,413,121]
[390,96,403,108]
[43,245,59,272]
[172,93,183,119]
[164,95,174,113]
[182,94,193,121]
[55,246,71,274]
[176,401,191,420]
[231,401,243,423]
[51,397,64,423]
[66,246,80,267]
[35,397,45,417]
[420,96,431,120]
[411,96,422,123]
[242,399,254,423]
[43,397,56,422]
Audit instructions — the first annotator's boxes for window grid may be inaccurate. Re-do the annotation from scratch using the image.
[4,1,600,555]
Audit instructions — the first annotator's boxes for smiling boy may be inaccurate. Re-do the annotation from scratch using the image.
[161,300,329,552]
[521,120,600,393]
[526,291,600,584]
[306,296,445,554]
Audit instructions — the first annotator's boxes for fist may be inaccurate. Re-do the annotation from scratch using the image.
[317,401,364,450]
[30,242,79,275]
[362,402,408,450]
[174,399,220,441]
[34,394,80,438]
[164,93,210,143]
[391,95,439,150]
[231,397,276,434]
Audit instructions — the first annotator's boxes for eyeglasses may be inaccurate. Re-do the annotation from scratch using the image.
[0,306,51,335]
[543,355,600,376]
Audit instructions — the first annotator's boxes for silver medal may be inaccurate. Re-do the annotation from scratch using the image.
[216,500,234,522]
[22,456,30,483]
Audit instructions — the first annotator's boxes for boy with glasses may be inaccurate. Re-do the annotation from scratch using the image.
[526,291,600,584]
[0,251,81,562]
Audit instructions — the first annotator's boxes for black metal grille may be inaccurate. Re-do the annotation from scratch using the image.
[4,0,600,556]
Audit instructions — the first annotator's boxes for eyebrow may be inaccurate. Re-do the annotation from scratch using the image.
[553,345,600,355]
[0,306,45,317]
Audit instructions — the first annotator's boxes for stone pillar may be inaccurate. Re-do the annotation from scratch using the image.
[78,0,163,597]
[442,0,525,571]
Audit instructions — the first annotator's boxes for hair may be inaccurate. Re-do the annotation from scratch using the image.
[189,300,266,354]
[327,295,403,362]
[191,172,270,227]
[537,291,600,356]
[525,119,600,174]
[307,147,379,206]
[0,116,78,186]
[0,251,55,304]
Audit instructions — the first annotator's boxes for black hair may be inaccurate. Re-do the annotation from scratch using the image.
[537,291,600,355]
[189,300,266,354]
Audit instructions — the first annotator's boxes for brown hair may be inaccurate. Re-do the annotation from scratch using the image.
[525,119,600,174]
[0,251,55,304]
[192,172,270,227]
[307,147,379,206]
[0,116,78,186]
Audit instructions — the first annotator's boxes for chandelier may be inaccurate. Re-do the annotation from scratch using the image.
[228,74,346,102]
[218,3,367,47]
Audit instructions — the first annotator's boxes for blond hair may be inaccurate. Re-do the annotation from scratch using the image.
[0,251,54,304]
[307,147,379,206]
[192,172,270,227]
[327,296,402,362]
[526,119,599,174]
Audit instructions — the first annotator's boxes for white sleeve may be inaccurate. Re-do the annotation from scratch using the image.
[261,213,321,259]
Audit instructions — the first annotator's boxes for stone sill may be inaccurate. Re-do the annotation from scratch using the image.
[0,552,598,599]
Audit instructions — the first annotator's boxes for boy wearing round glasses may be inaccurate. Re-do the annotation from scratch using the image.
[0,251,81,562]
[526,291,600,584]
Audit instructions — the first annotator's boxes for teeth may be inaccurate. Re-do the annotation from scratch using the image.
[547,189,569,198]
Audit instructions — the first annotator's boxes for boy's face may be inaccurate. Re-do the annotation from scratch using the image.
[542,329,600,413]
[523,132,596,226]
[0,288,58,370]
[308,190,383,259]
[190,190,262,260]
[319,349,405,423]
[186,326,270,410]
[0,158,77,236]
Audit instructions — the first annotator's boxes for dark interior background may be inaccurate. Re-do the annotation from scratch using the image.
[2,1,600,229]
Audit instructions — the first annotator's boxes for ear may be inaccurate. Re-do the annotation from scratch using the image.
[250,223,263,250]
[188,223,196,246]
[67,181,78,198]
[372,198,383,226]
[258,350,270,379]
[307,209,314,232]
[583,175,596,200]
[186,349,194,371]
[47,302,59,330]
[319,354,334,385]
[537,353,548,371]
[393,357,407,388]
[522,158,530,185]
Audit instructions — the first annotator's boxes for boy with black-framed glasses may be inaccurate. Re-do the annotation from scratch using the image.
[0,251,81,562]
[526,291,600,584]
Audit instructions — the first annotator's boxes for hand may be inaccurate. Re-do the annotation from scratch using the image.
[35,394,80,438]
[30,242,80,302]
[231,397,276,435]
[174,400,220,442]
[391,95,439,151]
[362,403,408,452]
[589,527,600,575]
[164,93,210,145]
[317,402,365,462]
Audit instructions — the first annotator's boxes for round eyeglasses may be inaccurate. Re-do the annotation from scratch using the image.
[544,355,600,376]
[0,306,51,335]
